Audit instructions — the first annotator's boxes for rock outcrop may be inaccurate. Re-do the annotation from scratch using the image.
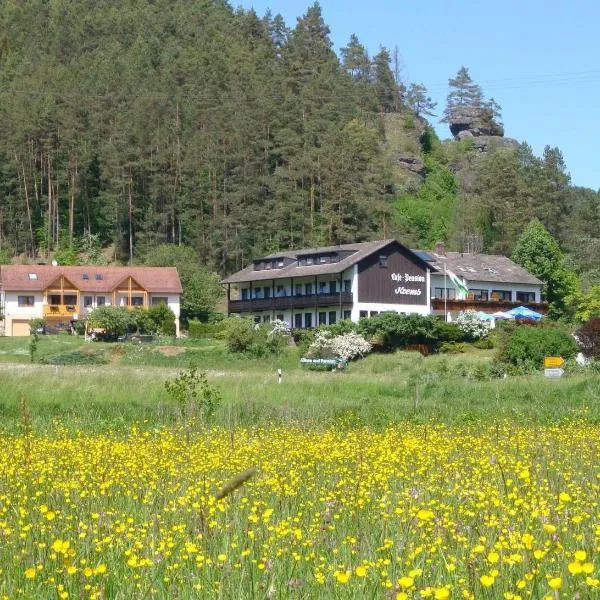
[447,106,519,154]
[395,153,425,177]
[448,106,503,138]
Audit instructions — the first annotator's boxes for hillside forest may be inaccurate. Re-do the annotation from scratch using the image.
[0,1,599,317]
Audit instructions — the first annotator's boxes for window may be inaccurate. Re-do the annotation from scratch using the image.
[295,284,303,296]
[254,315,261,324]
[28,273,38,280]
[18,295,34,307]
[471,289,489,301]
[379,255,388,267]
[304,283,312,296]
[318,256,328,264]
[318,312,327,325]
[318,281,327,294]
[262,315,270,323]
[276,285,285,297]
[96,296,106,306]
[328,311,337,325]
[253,288,262,299]
[81,273,89,280]
[241,289,248,300]
[343,279,352,293]
[433,288,456,299]
[516,291,536,303]
[305,257,314,265]
[84,296,93,308]
[265,261,272,270]
[130,296,144,306]
[359,310,368,319]
[151,297,168,305]
[329,281,336,294]
[276,259,285,268]
[63,295,77,306]
[294,313,302,329]
[370,311,379,317]
[304,313,312,328]
[95,273,103,280]
[492,290,512,302]
[276,314,284,321]
[343,310,352,320]
[263,287,271,299]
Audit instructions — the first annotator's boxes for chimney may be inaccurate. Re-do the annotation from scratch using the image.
[435,241,446,257]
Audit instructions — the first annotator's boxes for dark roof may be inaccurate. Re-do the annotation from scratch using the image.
[427,252,542,285]
[0,265,183,293]
[222,239,431,284]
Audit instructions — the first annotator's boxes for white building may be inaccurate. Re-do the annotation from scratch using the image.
[423,245,544,322]
[223,240,432,327]
[0,265,182,336]
[222,240,545,327]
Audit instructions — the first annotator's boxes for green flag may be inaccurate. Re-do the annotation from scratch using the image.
[446,269,469,299]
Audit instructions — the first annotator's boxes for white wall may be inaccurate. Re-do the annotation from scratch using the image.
[4,292,44,319]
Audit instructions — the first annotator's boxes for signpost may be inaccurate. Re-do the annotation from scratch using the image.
[544,357,565,378]
[544,356,565,368]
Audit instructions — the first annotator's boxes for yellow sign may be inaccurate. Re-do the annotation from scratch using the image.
[544,356,564,368]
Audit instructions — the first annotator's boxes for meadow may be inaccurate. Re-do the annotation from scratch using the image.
[0,335,598,599]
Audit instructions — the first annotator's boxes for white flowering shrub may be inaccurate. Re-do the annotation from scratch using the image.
[270,319,290,337]
[331,332,372,362]
[456,311,491,340]
[306,330,371,362]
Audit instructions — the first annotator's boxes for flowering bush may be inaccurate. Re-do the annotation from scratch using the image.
[306,331,371,362]
[456,311,491,340]
[331,332,372,362]
[270,319,291,337]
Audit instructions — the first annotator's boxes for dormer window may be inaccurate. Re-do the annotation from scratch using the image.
[95,274,103,281]
[81,273,89,280]
[305,257,314,265]
[318,256,328,264]
[277,259,284,268]
[28,273,37,280]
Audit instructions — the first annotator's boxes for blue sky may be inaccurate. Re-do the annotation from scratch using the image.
[237,0,599,190]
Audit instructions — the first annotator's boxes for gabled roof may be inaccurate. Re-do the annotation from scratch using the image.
[427,252,542,286]
[222,239,431,284]
[0,265,182,294]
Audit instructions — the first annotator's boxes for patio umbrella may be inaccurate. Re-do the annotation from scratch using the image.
[491,311,514,320]
[506,306,543,320]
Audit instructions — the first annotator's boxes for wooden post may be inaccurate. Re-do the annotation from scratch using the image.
[227,284,231,316]
[128,276,132,308]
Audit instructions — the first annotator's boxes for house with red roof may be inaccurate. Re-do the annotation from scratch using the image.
[0,265,182,336]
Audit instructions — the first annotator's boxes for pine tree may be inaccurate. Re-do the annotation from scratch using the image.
[406,83,437,118]
[372,47,398,112]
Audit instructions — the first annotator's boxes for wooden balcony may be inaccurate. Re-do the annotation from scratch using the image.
[43,304,78,318]
[431,298,548,314]
[229,292,353,313]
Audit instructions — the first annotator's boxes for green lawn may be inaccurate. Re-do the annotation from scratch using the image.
[0,336,598,433]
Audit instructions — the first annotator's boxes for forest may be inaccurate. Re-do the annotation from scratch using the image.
[0,0,598,292]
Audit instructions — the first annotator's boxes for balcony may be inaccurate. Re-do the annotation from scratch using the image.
[431,298,548,314]
[229,292,353,313]
[43,304,78,318]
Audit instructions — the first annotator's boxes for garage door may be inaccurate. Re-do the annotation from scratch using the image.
[11,320,30,336]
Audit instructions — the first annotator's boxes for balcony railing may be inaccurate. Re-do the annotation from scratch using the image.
[43,304,78,318]
[431,298,548,313]
[229,292,353,313]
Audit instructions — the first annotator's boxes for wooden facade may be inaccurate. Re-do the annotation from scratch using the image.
[357,242,428,306]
